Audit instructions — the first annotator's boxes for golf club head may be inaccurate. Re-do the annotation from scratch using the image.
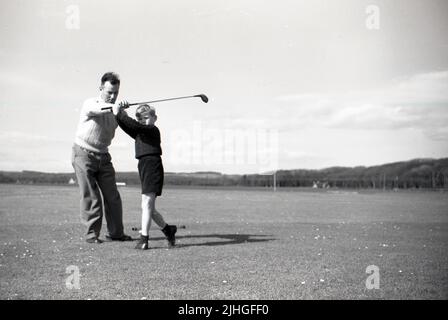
[195,94,208,103]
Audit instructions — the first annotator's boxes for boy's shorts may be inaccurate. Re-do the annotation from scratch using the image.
[138,155,164,196]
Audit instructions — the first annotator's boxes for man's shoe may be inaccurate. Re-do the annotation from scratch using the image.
[162,225,177,247]
[86,237,103,244]
[105,234,133,242]
[135,235,149,250]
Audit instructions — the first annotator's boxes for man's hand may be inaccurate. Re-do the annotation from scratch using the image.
[112,100,129,115]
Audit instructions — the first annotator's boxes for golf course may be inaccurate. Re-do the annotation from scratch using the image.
[1,184,447,299]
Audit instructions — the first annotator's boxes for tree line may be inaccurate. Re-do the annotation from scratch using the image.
[1,158,447,189]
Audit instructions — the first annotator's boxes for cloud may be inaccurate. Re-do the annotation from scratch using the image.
[273,70,448,140]
[388,71,448,104]
[0,71,61,109]
[0,131,71,144]
[0,72,45,88]
[0,131,72,172]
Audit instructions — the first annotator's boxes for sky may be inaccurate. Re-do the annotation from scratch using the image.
[0,0,447,174]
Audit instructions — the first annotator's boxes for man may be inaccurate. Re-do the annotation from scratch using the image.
[72,72,132,243]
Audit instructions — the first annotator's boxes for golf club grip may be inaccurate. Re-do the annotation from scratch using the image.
[100,105,131,111]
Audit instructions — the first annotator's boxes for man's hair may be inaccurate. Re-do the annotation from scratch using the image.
[136,104,156,120]
[101,72,120,86]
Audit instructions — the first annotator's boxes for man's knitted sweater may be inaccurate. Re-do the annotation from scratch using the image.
[74,97,117,153]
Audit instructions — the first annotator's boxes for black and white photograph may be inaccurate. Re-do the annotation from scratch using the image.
[1,0,447,304]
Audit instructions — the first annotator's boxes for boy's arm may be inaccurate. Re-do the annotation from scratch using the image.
[115,110,159,136]
[115,110,138,139]
[82,98,115,117]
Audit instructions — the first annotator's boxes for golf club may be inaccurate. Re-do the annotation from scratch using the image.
[131,225,186,232]
[101,94,208,111]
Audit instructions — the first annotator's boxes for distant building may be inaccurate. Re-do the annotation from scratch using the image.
[313,180,329,188]
[68,178,76,185]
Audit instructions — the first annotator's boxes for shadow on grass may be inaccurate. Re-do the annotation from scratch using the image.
[148,233,276,248]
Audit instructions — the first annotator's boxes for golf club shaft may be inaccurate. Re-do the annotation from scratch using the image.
[131,225,186,231]
[129,95,203,106]
[101,94,206,111]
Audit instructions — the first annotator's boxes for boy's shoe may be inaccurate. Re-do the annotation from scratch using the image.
[86,237,103,244]
[105,234,133,242]
[162,224,177,247]
[135,235,149,250]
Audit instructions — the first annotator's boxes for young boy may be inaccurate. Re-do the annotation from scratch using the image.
[113,103,177,250]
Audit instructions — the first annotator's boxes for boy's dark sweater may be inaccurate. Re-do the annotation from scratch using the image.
[115,111,162,158]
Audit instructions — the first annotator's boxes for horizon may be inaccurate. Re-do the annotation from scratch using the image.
[3,156,446,175]
[1,0,447,174]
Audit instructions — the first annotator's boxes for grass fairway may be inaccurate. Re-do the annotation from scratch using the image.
[0,184,447,299]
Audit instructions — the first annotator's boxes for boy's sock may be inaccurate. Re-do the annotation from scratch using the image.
[135,235,149,250]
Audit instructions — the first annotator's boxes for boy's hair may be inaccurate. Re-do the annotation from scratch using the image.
[101,72,120,86]
[136,104,156,120]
